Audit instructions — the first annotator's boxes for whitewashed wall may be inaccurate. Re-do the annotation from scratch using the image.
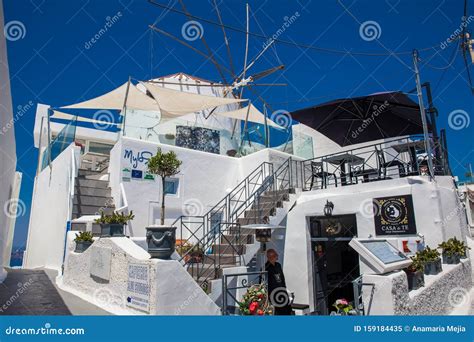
[108,137,298,239]
[0,0,20,281]
[283,175,467,312]
[23,144,80,270]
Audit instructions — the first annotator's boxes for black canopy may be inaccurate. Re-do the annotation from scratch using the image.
[291,91,430,146]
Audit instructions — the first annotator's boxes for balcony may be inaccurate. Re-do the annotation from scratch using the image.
[300,135,450,191]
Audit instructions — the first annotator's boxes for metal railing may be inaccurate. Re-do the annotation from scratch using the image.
[301,135,450,191]
[222,271,267,315]
[352,275,375,316]
[173,157,302,291]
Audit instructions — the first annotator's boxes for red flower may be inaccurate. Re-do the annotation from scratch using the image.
[257,309,264,315]
[249,301,259,313]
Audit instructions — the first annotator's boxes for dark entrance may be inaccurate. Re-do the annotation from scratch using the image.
[310,215,359,315]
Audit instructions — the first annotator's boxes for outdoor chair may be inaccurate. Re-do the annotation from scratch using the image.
[309,162,338,189]
[349,164,379,183]
[376,148,406,179]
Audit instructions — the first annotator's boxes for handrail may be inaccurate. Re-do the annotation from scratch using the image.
[67,148,77,220]
[301,134,450,191]
[115,182,128,213]
[174,157,299,291]
[171,161,274,227]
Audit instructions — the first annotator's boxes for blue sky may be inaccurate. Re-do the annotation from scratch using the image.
[3,0,473,248]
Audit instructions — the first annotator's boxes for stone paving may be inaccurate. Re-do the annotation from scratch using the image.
[0,268,109,315]
[0,268,71,315]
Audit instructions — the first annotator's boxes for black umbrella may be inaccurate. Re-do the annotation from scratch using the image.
[291,91,431,146]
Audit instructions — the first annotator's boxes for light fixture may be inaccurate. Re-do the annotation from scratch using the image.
[324,200,334,217]
[241,221,286,272]
[241,223,285,243]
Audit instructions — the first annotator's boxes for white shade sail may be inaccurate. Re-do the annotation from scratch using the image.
[61,82,160,112]
[141,81,245,117]
[51,111,120,126]
[217,104,284,129]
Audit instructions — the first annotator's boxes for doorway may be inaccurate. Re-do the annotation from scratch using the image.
[309,215,359,315]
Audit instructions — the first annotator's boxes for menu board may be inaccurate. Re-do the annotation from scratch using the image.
[360,240,408,264]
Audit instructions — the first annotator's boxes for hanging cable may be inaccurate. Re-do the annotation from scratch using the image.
[148,0,441,57]
[422,40,460,70]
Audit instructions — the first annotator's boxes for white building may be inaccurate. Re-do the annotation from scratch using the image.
[0,0,22,283]
[23,72,471,315]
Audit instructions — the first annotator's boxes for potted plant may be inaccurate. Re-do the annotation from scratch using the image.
[94,210,135,237]
[404,254,425,290]
[238,283,272,315]
[146,148,182,259]
[438,237,468,264]
[74,231,94,253]
[452,236,470,259]
[189,245,205,263]
[331,298,355,315]
[176,241,194,259]
[418,246,442,275]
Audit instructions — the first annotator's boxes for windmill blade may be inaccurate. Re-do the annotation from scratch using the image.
[240,3,250,99]
[148,25,234,78]
[237,39,275,80]
[177,0,231,84]
[250,64,285,81]
[212,0,236,78]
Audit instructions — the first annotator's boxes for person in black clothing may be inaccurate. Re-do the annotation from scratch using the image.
[265,249,292,315]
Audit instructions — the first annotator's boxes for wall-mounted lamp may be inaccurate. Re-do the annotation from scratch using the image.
[324,200,334,217]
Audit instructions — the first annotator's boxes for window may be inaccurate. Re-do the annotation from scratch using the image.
[164,178,179,195]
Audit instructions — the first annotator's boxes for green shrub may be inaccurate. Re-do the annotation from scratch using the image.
[417,246,440,262]
[74,231,94,243]
[438,237,470,257]
[94,210,135,225]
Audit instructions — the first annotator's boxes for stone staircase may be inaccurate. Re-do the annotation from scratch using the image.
[70,169,114,234]
[189,188,294,291]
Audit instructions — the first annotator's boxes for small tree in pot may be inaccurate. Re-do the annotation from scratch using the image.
[146,148,182,259]
[147,148,182,225]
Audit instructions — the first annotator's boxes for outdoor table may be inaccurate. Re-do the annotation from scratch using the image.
[322,153,365,185]
[389,140,425,175]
